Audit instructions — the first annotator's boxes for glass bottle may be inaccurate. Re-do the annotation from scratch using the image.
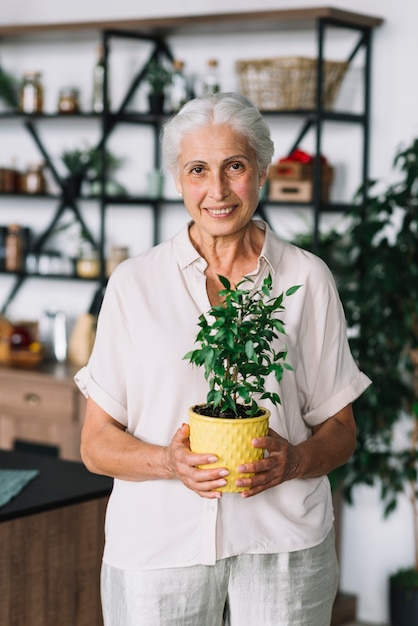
[92,44,109,113]
[19,71,43,114]
[5,224,24,271]
[169,59,188,112]
[202,59,220,96]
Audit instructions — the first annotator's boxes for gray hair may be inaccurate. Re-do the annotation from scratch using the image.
[161,92,274,176]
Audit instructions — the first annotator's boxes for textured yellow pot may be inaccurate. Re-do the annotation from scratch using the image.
[188,406,270,492]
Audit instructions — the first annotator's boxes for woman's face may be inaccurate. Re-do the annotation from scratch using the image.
[174,124,266,240]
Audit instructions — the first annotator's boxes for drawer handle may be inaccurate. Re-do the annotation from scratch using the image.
[23,393,41,406]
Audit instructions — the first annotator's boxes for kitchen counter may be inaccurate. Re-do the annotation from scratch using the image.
[0,448,112,521]
[0,450,113,626]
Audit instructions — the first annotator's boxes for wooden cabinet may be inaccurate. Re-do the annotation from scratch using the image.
[0,364,85,460]
[1,498,106,625]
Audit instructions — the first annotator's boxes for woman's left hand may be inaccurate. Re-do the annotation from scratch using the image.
[235,404,356,498]
[235,428,298,497]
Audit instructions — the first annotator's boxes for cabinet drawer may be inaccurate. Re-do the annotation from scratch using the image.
[0,378,76,423]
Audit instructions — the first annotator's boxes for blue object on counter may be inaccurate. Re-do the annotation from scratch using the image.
[0,469,39,507]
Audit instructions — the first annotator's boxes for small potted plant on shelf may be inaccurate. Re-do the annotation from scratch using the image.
[184,273,300,492]
[143,58,172,114]
[60,147,90,197]
[60,145,126,198]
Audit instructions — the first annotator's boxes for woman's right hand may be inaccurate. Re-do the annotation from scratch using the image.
[81,398,227,497]
[165,423,228,498]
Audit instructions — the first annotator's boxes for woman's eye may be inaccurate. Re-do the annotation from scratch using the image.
[191,166,204,174]
[230,162,243,171]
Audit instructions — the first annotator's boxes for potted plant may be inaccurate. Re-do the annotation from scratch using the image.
[184,273,300,492]
[60,147,90,197]
[143,58,172,114]
[60,146,126,198]
[296,138,418,624]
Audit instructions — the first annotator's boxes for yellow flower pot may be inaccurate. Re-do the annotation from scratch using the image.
[188,406,270,492]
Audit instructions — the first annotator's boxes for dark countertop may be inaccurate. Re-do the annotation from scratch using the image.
[0,449,113,523]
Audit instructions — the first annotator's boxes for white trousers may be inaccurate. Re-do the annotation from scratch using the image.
[101,528,339,626]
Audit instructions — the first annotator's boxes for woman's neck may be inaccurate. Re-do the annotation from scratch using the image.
[189,221,265,304]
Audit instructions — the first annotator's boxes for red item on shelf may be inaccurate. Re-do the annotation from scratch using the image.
[279,148,328,164]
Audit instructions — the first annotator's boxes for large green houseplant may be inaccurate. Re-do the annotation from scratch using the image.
[298,137,418,624]
[184,273,300,491]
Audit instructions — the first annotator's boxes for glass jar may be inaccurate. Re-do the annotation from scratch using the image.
[58,88,80,114]
[21,163,46,194]
[19,71,43,114]
[76,249,100,279]
[0,168,20,193]
[106,245,129,277]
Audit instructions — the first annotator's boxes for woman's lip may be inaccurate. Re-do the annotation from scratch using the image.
[206,206,236,216]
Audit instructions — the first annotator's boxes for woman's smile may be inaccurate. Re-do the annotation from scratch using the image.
[205,204,237,217]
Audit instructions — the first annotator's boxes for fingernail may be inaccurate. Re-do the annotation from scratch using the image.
[219,469,229,477]
[207,456,217,463]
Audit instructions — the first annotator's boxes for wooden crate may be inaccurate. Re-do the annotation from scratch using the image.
[268,179,331,202]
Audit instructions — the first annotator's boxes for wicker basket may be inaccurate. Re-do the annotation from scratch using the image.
[235,56,348,111]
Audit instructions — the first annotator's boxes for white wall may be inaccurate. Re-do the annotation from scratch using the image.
[1,2,417,623]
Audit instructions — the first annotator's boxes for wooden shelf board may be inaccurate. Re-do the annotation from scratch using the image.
[0,7,383,38]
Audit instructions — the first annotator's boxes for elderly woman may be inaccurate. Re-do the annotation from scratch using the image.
[76,92,371,626]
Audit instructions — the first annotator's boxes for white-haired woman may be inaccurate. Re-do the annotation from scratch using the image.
[76,92,371,626]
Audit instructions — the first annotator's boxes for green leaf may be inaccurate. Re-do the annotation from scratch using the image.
[218,275,231,290]
[286,285,302,296]
[245,340,256,361]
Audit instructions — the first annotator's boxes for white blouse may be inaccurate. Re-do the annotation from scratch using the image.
[75,221,371,571]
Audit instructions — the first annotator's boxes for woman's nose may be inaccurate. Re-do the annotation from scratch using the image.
[209,172,229,199]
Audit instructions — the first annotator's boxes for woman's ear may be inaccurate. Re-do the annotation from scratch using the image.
[259,169,268,189]
[174,178,183,196]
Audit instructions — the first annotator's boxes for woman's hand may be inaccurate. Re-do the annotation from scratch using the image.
[81,398,227,496]
[235,404,356,498]
[234,428,298,497]
[164,423,229,499]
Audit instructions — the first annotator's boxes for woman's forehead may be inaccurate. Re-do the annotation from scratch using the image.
[179,124,252,157]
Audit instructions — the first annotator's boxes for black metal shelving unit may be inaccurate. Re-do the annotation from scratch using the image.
[0,7,383,314]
